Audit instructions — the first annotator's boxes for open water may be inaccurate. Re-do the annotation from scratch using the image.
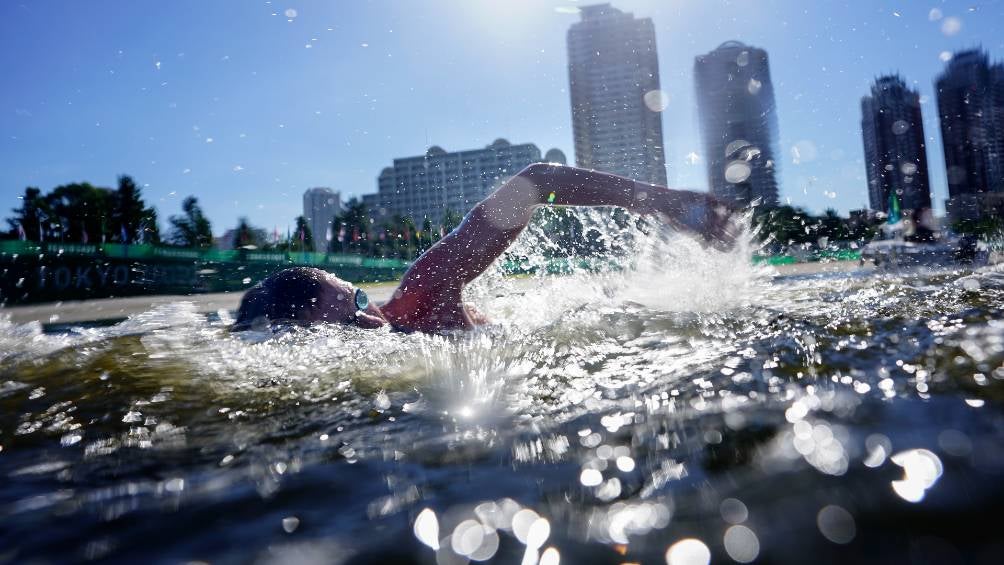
[1,217,1003,564]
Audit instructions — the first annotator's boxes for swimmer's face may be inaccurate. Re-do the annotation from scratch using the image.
[319,274,387,329]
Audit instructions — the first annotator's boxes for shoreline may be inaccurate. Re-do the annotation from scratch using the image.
[2,261,868,327]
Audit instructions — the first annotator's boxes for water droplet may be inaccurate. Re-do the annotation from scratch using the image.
[282,516,300,533]
[615,456,635,472]
[720,498,748,524]
[816,505,855,544]
[580,468,603,486]
[414,508,440,550]
[374,391,391,411]
[725,161,752,184]
[164,477,185,493]
[666,538,710,565]
[451,519,484,556]
[644,90,670,112]
[723,525,760,562]
[941,17,962,36]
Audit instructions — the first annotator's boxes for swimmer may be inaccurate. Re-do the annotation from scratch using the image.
[232,163,738,333]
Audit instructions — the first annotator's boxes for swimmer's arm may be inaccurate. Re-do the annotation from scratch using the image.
[521,164,738,246]
[387,164,735,313]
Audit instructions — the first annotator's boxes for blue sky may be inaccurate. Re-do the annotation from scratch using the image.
[1,0,1002,234]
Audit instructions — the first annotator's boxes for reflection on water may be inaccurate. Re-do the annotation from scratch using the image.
[1,215,1003,564]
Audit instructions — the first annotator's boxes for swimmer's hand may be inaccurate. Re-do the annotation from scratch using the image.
[635,182,741,250]
[682,196,742,250]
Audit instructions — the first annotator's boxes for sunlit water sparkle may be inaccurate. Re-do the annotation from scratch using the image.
[1,212,1003,564]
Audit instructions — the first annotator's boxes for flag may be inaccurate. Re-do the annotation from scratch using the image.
[81,222,89,244]
[403,225,411,242]
[888,192,901,225]
[352,226,360,242]
[299,228,305,243]
[273,226,279,244]
[438,224,445,238]
[17,222,26,241]
[325,224,332,242]
[337,223,346,242]
[379,228,386,241]
[121,224,128,243]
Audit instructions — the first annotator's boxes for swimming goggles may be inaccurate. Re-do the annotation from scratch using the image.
[354,288,369,312]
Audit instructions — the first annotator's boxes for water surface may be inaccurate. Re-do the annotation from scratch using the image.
[2,224,1003,564]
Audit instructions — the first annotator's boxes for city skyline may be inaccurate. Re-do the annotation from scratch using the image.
[1,1,1003,233]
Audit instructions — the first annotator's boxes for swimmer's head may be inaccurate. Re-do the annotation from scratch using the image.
[231,267,387,331]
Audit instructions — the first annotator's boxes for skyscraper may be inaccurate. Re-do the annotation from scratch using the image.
[935,49,1004,221]
[302,187,341,252]
[860,75,932,215]
[367,139,557,225]
[567,3,667,186]
[694,41,780,208]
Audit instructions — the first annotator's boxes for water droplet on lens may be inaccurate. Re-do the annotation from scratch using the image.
[644,90,670,112]
[720,498,748,524]
[414,508,440,550]
[725,161,752,184]
[580,468,603,486]
[723,525,760,562]
[816,505,855,544]
[941,17,962,36]
[666,538,711,565]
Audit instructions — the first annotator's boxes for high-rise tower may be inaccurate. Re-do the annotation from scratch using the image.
[694,41,780,208]
[860,75,932,215]
[935,49,1004,221]
[302,187,341,252]
[567,4,667,186]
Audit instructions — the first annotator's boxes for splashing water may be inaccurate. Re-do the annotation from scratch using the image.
[1,207,1003,563]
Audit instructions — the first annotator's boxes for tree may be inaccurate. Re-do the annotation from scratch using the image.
[331,198,370,254]
[113,175,160,244]
[420,217,433,253]
[756,205,815,247]
[292,215,314,252]
[442,208,462,235]
[6,187,47,241]
[232,217,268,249]
[46,183,115,243]
[168,197,214,248]
[817,208,848,243]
